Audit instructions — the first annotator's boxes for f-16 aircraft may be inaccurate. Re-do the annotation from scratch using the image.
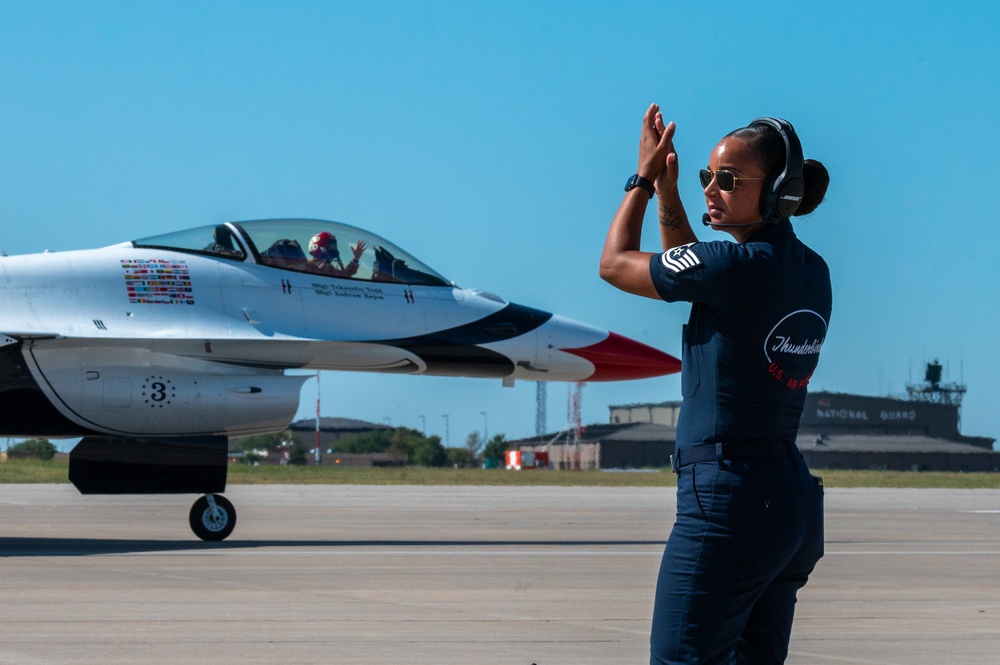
[0,218,680,540]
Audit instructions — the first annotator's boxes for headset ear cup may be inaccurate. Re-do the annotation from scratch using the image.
[775,177,804,218]
[760,172,779,221]
[750,116,804,222]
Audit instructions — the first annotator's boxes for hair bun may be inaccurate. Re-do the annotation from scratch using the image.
[795,159,829,216]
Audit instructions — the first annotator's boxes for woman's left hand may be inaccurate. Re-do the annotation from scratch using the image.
[637,103,679,195]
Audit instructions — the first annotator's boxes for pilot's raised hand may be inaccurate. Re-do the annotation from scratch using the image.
[637,103,679,196]
[351,239,367,261]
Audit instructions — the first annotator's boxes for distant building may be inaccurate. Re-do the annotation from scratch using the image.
[240,417,405,466]
[611,391,994,448]
[508,423,678,470]
[610,402,682,428]
[512,383,996,471]
[287,416,391,450]
[797,434,998,473]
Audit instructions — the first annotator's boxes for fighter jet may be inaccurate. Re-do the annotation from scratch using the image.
[0,218,679,540]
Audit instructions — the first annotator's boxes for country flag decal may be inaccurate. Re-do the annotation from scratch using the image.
[121,259,194,305]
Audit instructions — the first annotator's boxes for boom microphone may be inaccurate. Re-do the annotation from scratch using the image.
[702,213,768,228]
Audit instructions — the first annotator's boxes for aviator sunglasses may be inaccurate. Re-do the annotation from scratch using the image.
[699,169,765,192]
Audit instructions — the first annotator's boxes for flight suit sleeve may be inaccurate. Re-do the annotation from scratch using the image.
[648,242,732,307]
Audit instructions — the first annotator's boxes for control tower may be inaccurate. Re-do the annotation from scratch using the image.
[906,360,967,407]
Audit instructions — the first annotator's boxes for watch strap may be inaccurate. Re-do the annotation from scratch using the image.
[625,174,655,198]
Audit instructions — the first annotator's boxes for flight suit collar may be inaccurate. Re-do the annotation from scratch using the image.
[739,218,795,244]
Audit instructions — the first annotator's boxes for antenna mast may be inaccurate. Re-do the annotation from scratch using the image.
[535,382,547,437]
[906,359,966,407]
[315,371,321,465]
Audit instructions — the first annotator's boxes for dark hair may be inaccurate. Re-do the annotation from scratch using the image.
[725,124,829,216]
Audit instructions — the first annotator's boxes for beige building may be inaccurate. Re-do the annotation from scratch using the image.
[610,401,681,427]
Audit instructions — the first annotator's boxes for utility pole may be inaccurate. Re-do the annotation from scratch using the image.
[314,371,321,465]
[441,414,450,447]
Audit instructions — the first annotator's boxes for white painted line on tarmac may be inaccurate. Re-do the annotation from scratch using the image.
[826,550,1000,555]
[107,549,665,557]
[86,547,1000,558]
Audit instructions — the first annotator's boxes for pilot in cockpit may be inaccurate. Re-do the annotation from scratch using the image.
[307,231,366,277]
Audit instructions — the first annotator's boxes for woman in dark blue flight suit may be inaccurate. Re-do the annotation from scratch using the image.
[600,104,831,665]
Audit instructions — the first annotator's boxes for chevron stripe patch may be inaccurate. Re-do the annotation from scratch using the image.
[659,243,703,274]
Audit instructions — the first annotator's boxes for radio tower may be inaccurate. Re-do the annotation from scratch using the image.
[535,382,547,438]
[570,382,584,444]
[906,359,966,406]
[568,382,585,469]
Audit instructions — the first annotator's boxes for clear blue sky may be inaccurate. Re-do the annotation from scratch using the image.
[2,1,998,449]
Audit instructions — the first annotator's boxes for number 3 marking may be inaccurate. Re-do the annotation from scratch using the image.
[150,382,167,402]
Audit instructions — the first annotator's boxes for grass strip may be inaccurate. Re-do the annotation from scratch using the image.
[4,459,1000,488]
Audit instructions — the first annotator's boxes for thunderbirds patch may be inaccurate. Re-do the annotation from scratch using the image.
[122,259,194,305]
[659,243,703,274]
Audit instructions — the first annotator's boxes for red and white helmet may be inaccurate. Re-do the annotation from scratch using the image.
[308,231,337,257]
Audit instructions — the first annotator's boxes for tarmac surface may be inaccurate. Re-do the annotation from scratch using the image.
[2,483,1000,664]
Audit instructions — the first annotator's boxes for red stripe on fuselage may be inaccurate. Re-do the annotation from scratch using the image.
[560,332,680,381]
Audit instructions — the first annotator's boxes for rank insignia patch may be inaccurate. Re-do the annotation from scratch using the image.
[659,243,703,274]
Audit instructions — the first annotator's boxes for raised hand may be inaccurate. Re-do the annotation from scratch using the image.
[351,239,367,261]
[636,104,680,200]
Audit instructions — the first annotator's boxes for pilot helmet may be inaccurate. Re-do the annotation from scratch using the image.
[308,231,338,258]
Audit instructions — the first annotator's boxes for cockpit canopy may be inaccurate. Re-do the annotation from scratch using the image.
[132,218,453,287]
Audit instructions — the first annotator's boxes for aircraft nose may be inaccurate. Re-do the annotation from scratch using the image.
[559,331,681,381]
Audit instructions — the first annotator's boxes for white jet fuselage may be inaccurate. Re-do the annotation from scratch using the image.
[0,219,679,439]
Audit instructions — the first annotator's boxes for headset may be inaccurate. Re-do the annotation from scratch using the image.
[752,117,804,222]
[702,117,804,228]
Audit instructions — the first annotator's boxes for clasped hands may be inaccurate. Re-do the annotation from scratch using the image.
[637,103,680,198]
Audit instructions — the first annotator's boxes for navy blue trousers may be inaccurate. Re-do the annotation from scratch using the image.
[650,449,824,665]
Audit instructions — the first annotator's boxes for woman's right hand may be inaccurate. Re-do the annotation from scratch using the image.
[637,103,679,196]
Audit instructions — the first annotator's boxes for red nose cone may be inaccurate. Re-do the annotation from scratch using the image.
[560,332,681,381]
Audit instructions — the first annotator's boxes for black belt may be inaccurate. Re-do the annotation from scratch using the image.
[670,441,795,473]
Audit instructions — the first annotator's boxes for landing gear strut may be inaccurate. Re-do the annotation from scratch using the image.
[189,494,237,541]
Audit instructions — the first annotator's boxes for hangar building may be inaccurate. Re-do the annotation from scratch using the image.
[509,364,996,471]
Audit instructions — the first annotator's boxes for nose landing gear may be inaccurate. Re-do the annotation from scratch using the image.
[189,494,237,541]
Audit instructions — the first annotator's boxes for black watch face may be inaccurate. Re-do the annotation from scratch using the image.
[625,174,651,194]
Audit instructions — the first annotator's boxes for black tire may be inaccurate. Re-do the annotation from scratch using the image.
[189,494,237,541]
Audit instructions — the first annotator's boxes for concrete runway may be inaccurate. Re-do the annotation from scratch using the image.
[2,484,1000,664]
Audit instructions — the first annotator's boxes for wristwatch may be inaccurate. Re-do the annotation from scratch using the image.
[624,173,655,198]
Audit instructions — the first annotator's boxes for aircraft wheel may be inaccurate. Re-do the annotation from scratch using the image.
[189,494,237,541]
